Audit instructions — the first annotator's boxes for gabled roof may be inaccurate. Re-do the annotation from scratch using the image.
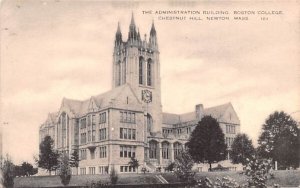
[60,84,138,117]
[48,112,58,124]
[162,102,235,125]
[162,113,181,124]
[203,103,232,121]
[40,112,58,130]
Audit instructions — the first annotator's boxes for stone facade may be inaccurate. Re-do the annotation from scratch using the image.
[39,14,241,174]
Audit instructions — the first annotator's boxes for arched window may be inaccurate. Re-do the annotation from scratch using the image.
[147,59,152,86]
[116,61,121,86]
[149,140,158,159]
[162,141,170,159]
[122,58,126,84]
[147,114,153,133]
[139,57,144,85]
[173,142,183,159]
[61,112,68,147]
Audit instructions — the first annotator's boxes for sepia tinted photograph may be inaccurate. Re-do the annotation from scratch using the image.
[0,1,299,187]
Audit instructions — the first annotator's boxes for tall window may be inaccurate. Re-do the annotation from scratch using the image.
[99,112,106,124]
[147,114,153,132]
[99,128,106,140]
[226,124,236,134]
[116,61,121,86]
[120,128,136,140]
[80,118,86,129]
[139,57,144,85]
[174,142,183,159]
[61,112,68,148]
[149,140,158,159]
[147,59,152,86]
[120,111,136,123]
[120,146,136,158]
[162,142,170,159]
[122,58,126,84]
[99,146,107,158]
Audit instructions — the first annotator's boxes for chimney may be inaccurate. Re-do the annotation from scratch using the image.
[195,104,204,120]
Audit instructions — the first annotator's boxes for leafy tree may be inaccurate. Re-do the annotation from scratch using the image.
[128,157,139,173]
[257,111,299,169]
[21,162,37,176]
[14,165,23,177]
[38,135,59,175]
[1,155,15,188]
[69,150,80,175]
[58,154,72,186]
[230,133,255,166]
[14,162,37,177]
[186,115,227,171]
[109,166,118,185]
[174,149,195,183]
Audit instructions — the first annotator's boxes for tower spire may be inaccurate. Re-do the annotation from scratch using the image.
[117,22,121,33]
[115,21,122,46]
[130,12,135,27]
[150,19,156,36]
[128,12,137,43]
[149,19,157,48]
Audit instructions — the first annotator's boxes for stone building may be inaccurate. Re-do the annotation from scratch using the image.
[39,14,241,174]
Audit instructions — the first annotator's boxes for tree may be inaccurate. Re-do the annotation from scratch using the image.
[173,149,195,183]
[257,111,299,169]
[128,157,139,173]
[230,133,255,166]
[109,166,118,185]
[69,150,80,175]
[38,136,59,175]
[1,155,15,188]
[14,162,37,177]
[58,154,72,186]
[21,162,37,176]
[186,115,227,171]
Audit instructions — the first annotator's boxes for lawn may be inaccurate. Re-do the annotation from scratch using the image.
[14,170,300,187]
[14,173,160,188]
[162,170,300,187]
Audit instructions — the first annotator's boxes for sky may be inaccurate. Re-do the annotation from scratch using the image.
[0,0,299,165]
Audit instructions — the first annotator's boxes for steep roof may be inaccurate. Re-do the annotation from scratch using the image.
[162,102,233,125]
[60,84,136,117]
[203,103,232,121]
[162,113,181,124]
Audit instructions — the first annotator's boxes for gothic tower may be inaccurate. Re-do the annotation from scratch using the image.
[112,14,162,133]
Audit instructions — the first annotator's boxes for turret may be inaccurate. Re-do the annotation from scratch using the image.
[115,22,122,46]
[128,13,138,43]
[149,20,157,48]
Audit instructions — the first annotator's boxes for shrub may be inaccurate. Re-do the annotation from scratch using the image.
[165,162,175,172]
[1,156,15,188]
[245,157,272,188]
[58,154,72,186]
[109,167,118,185]
[214,177,241,188]
[174,149,195,183]
[196,177,213,188]
[196,177,241,188]
[90,180,109,188]
[141,167,147,174]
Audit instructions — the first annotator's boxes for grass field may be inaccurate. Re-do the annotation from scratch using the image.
[14,173,160,187]
[14,170,300,187]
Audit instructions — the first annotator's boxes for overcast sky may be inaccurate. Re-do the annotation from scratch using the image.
[1,0,299,164]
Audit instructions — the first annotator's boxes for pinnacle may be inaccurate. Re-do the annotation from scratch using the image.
[130,12,135,26]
